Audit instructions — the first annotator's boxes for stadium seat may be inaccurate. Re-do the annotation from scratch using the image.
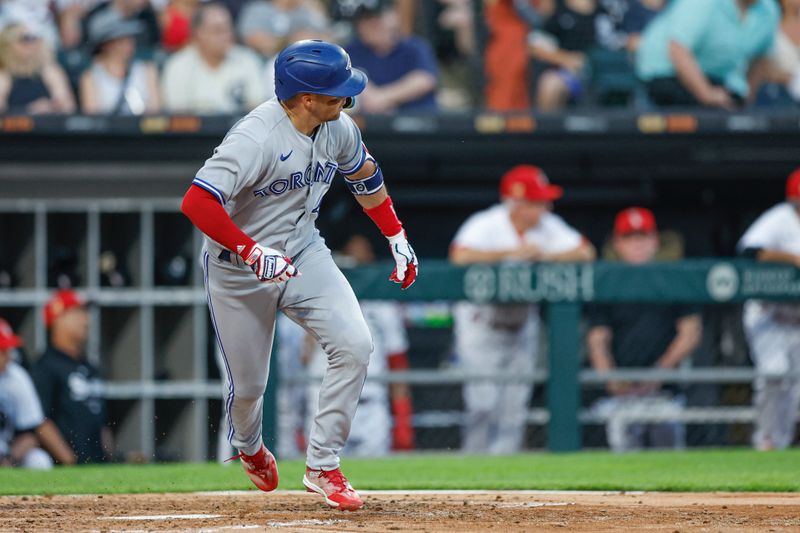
[587,47,638,107]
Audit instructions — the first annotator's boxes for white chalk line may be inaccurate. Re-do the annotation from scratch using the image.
[193,489,645,497]
[104,514,222,521]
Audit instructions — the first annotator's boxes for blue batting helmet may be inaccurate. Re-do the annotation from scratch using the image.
[274,40,367,101]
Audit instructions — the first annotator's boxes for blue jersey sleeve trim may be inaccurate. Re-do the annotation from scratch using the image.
[192,178,226,205]
[339,145,368,176]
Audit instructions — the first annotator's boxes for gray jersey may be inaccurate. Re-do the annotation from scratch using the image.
[198,98,375,472]
[193,98,368,258]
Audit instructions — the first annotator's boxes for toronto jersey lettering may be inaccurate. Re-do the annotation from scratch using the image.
[193,97,368,259]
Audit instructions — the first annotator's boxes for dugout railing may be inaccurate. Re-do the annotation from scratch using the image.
[2,199,800,459]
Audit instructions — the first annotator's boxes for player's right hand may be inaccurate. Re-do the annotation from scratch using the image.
[241,243,299,283]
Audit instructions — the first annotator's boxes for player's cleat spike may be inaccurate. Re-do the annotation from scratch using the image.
[227,444,279,492]
[303,467,364,511]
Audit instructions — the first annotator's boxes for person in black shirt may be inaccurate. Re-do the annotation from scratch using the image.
[0,23,76,114]
[529,0,602,111]
[31,290,111,464]
[586,207,702,452]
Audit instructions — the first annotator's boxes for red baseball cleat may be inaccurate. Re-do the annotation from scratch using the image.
[227,444,279,492]
[303,467,364,511]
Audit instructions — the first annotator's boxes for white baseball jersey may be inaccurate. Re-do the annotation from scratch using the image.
[739,202,800,256]
[739,202,800,450]
[739,202,800,322]
[451,203,583,454]
[0,362,45,457]
[452,203,583,329]
[193,97,367,259]
[452,203,583,253]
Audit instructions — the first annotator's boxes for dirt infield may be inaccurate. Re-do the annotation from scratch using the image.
[1,490,799,532]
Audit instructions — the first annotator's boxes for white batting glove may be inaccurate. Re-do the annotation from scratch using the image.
[242,243,299,283]
[387,231,418,290]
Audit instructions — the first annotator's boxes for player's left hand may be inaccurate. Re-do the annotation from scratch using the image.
[387,231,418,290]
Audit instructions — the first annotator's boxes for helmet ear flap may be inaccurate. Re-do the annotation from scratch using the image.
[344,96,356,109]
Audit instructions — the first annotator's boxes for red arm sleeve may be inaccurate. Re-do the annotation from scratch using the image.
[181,184,257,257]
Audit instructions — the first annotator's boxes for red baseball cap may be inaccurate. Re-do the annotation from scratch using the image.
[44,289,86,328]
[500,165,563,202]
[614,207,657,236]
[787,169,800,200]
[0,318,22,351]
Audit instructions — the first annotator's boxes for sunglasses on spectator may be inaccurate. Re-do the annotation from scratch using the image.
[17,33,41,43]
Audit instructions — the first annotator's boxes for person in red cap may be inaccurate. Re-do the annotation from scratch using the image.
[31,290,112,464]
[586,207,702,452]
[0,318,75,469]
[449,164,595,453]
[737,168,800,451]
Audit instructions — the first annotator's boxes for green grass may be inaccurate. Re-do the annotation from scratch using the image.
[1,449,798,496]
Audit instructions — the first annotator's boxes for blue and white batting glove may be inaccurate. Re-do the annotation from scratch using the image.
[387,231,418,290]
[242,243,299,283]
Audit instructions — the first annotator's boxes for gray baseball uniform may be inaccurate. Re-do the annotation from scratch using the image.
[195,98,373,470]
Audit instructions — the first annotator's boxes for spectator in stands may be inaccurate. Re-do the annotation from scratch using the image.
[83,1,161,53]
[530,0,602,111]
[0,0,60,50]
[421,0,477,110]
[237,0,330,58]
[79,18,161,114]
[636,0,779,109]
[0,318,76,469]
[771,0,800,103]
[262,27,327,100]
[217,0,248,21]
[162,2,265,114]
[450,165,595,454]
[0,23,76,114]
[55,0,103,50]
[160,0,200,52]
[594,0,666,53]
[737,169,800,451]
[345,0,439,113]
[587,208,702,452]
[484,0,549,111]
[619,0,666,52]
[32,290,113,464]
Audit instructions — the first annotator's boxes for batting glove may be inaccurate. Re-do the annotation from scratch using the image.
[387,231,418,290]
[242,243,298,283]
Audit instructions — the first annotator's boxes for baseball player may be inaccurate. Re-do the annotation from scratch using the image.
[181,39,418,511]
[587,207,701,452]
[0,318,73,469]
[449,165,595,454]
[738,168,800,451]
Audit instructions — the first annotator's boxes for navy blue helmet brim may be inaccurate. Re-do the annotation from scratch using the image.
[319,68,367,98]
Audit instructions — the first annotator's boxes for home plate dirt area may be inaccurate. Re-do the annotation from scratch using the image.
[1,491,799,532]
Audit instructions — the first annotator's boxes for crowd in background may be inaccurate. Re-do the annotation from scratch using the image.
[1,0,799,115]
